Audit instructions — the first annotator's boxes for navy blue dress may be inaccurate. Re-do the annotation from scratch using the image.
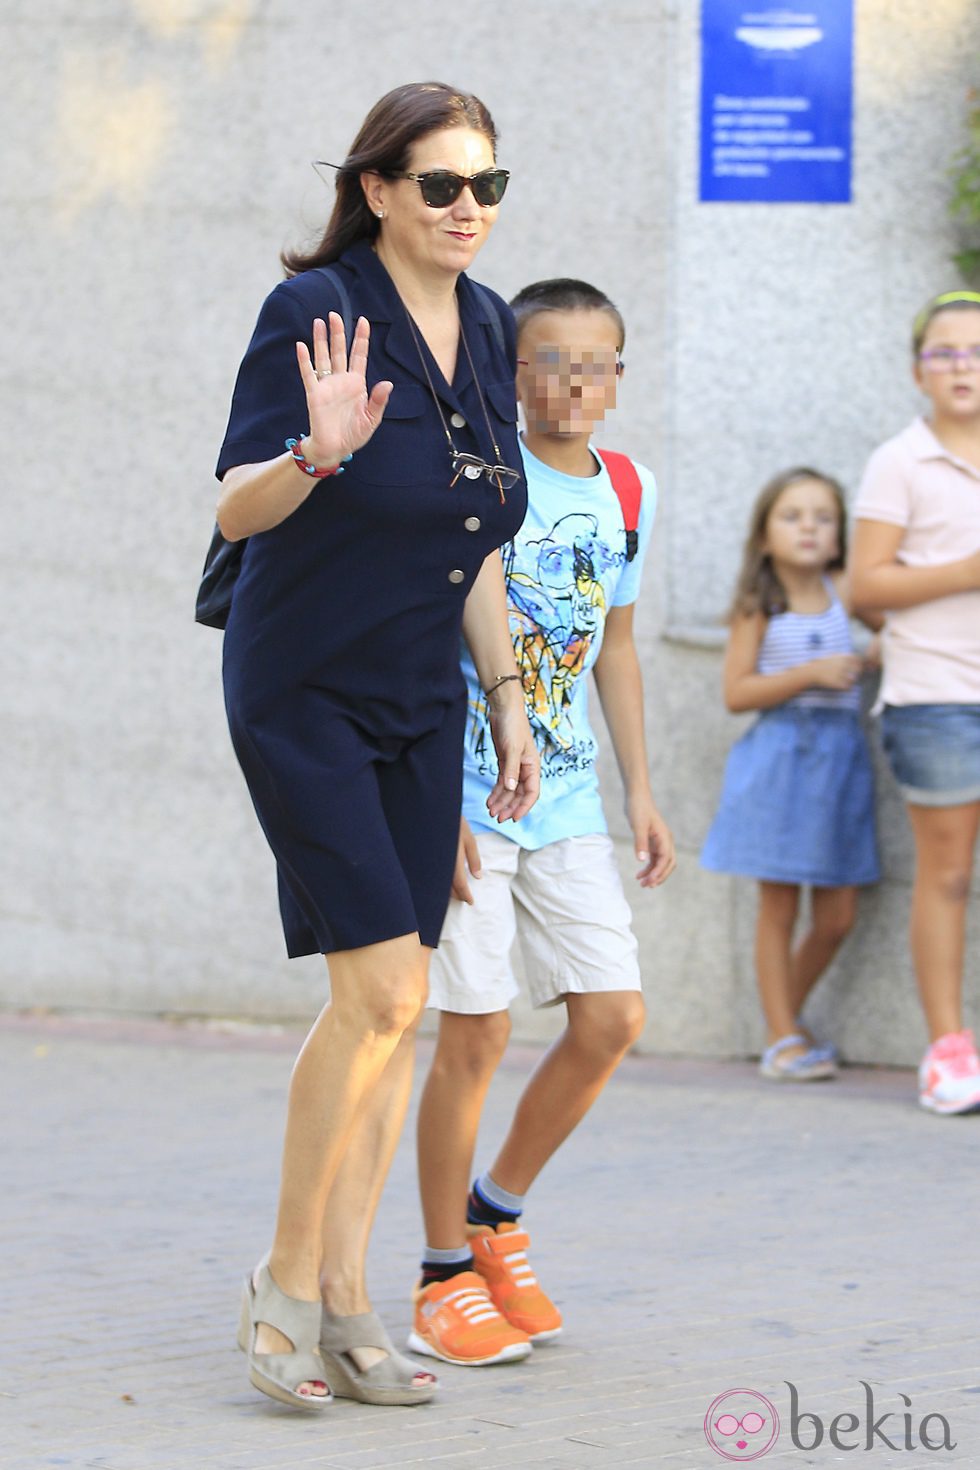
[217,242,526,956]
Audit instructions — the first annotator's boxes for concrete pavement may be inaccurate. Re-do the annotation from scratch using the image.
[3,1012,979,1469]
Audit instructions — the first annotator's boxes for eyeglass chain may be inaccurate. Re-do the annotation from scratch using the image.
[400,300,512,503]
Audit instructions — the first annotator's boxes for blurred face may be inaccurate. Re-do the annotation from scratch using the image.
[762,478,841,571]
[914,307,980,421]
[364,126,500,280]
[516,308,622,438]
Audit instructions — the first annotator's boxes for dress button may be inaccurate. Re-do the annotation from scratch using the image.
[450,412,467,428]
[464,516,481,532]
[448,569,465,584]
[463,464,481,480]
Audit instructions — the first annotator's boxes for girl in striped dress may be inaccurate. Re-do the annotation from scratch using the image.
[701,469,881,1080]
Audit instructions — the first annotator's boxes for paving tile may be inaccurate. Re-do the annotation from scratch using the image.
[4,1015,980,1467]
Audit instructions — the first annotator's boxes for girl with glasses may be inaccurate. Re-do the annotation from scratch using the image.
[215,81,538,1410]
[850,291,980,1115]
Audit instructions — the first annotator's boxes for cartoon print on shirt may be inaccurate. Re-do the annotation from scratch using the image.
[468,512,623,777]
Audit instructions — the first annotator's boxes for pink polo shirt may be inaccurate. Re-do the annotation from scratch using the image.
[854,417,980,707]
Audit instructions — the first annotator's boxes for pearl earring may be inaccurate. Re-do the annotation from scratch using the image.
[376,210,385,219]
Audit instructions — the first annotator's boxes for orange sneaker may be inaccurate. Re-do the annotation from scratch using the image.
[407,1270,532,1366]
[468,1222,563,1341]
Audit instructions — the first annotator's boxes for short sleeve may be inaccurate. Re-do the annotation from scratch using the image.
[853,439,913,529]
[215,282,316,479]
[611,461,658,606]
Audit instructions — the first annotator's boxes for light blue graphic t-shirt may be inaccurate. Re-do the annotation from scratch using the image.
[462,437,657,849]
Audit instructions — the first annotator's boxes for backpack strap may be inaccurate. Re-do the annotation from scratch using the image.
[320,267,504,360]
[312,265,354,341]
[320,267,503,356]
[597,449,642,562]
[467,280,507,357]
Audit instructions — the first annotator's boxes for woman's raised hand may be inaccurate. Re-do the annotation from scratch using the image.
[296,312,393,468]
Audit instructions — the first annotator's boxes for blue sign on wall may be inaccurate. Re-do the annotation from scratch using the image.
[700,2,853,203]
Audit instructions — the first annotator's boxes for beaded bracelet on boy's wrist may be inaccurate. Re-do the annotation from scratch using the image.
[484,673,523,697]
[285,437,352,479]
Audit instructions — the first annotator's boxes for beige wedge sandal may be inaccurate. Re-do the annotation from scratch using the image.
[318,1309,437,1405]
[237,1263,332,1410]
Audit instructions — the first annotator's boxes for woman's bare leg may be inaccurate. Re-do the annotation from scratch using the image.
[907,801,980,1041]
[252,933,427,1389]
[319,1026,419,1312]
[317,953,435,1380]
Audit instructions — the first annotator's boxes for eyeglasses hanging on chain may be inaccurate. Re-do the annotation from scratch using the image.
[400,304,520,503]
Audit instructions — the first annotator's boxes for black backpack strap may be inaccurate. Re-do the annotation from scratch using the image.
[312,265,354,341]
[467,281,507,357]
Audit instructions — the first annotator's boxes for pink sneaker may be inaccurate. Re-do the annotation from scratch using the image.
[919,1031,980,1115]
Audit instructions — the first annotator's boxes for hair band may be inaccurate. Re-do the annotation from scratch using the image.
[913,290,980,340]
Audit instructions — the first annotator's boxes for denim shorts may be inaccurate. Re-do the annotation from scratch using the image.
[880,704,980,806]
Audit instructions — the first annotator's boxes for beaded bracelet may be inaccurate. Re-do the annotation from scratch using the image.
[484,673,523,696]
[285,438,352,479]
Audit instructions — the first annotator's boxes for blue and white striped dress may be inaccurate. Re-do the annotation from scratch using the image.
[701,583,880,887]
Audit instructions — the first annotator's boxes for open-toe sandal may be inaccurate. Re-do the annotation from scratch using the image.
[237,1263,332,1410]
[319,1308,437,1405]
[759,1033,836,1082]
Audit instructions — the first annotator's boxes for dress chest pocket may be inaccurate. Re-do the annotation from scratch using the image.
[350,383,447,486]
[484,381,519,428]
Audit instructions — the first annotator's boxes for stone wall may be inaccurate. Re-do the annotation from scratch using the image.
[2,0,977,1063]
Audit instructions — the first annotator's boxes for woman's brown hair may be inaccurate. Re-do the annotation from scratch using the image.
[727,468,847,623]
[281,82,499,276]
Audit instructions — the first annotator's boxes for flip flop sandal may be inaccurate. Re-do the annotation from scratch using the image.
[319,1309,437,1405]
[237,1263,332,1410]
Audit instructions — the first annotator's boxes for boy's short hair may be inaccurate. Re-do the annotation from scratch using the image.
[509,278,626,350]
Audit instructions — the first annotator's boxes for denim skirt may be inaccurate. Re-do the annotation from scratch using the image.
[701,707,880,887]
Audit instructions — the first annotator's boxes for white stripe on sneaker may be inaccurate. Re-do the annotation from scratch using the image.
[503,1250,537,1285]
[445,1286,504,1324]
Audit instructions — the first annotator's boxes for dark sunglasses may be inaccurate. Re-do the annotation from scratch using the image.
[392,168,510,209]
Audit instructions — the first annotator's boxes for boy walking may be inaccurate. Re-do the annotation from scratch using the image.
[408,280,675,1366]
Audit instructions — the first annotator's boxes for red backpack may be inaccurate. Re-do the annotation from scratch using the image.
[596,449,642,562]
